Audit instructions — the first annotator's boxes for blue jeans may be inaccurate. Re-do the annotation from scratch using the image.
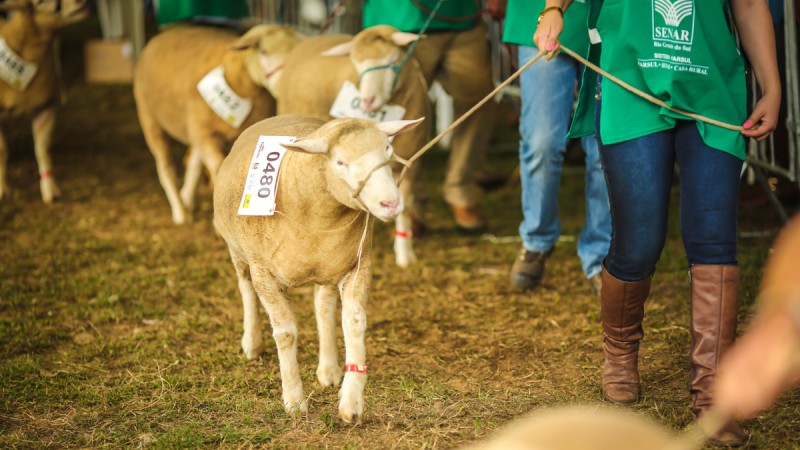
[597,92,743,281]
[517,46,611,279]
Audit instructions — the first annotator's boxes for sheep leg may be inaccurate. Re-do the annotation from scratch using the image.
[32,107,60,203]
[394,167,420,267]
[0,127,8,200]
[229,248,263,359]
[192,136,225,188]
[180,146,203,213]
[251,270,306,415]
[337,268,371,424]
[137,106,188,224]
[314,284,343,387]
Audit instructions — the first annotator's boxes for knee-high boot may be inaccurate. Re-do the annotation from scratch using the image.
[689,264,747,446]
[601,265,652,404]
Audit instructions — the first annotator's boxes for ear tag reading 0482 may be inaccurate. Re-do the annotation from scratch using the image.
[0,38,38,91]
[197,66,253,129]
[330,81,407,123]
[238,135,295,216]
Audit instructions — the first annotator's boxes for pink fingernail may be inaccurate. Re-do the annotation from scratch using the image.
[546,43,554,51]
[744,121,752,128]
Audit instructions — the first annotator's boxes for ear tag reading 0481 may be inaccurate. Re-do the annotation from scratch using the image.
[238,135,295,216]
[0,38,38,91]
[330,81,407,123]
[197,66,253,129]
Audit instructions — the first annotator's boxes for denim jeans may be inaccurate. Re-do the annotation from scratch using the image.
[517,46,611,279]
[596,84,743,281]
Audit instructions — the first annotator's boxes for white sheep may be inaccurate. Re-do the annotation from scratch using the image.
[213,114,423,422]
[133,24,303,224]
[0,0,87,202]
[275,25,430,267]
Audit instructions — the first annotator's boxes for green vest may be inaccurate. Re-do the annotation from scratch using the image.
[503,0,590,51]
[570,0,748,159]
[363,0,479,32]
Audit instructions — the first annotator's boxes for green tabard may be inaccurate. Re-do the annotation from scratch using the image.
[363,0,480,32]
[570,0,748,159]
[503,0,590,51]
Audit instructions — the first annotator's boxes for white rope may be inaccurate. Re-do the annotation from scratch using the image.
[350,213,370,292]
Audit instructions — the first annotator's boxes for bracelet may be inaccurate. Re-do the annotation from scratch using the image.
[538,5,563,24]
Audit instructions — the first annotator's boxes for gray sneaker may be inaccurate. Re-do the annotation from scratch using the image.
[510,247,554,290]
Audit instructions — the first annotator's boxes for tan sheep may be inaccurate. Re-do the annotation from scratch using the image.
[214,114,423,422]
[133,24,302,224]
[275,25,431,267]
[0,0,88,203]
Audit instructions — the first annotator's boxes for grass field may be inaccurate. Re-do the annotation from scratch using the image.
[1,18,799,450]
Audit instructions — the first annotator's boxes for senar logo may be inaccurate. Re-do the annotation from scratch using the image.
[652,0,694,45]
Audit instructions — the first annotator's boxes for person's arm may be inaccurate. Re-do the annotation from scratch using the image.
[730,0,782,141]
[532,0,574,52]
[714,215,800,419]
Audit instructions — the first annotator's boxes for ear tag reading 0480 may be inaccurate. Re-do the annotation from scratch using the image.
[0,38,38,91]
[197,66,253,129]
[330,81,407,123]
[238,135,295,216]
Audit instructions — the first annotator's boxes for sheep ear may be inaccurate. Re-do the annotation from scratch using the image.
[281,138,329,154]
[230,27,264,51]
[376,118,425,137]
[321,40,354,57]
[391,32,423,47]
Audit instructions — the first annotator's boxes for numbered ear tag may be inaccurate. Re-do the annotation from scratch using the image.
[238,136,295,216]
[329,81,407,122]
[197,66,253,129]
[0,38,37,91]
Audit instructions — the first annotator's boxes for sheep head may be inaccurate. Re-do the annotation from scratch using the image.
[322,25,422,113]
[281,117,424,221]
[231,24,305,97]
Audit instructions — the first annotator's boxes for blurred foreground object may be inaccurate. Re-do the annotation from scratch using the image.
[715,213,800,420]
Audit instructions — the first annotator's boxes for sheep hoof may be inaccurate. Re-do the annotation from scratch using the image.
[241,336,264,360]
[41,179,60,203]
[284,399,308,416]
[338,400,364,425]
[179,189,196,212]
[395,251,417,268]
[316,364,343,387]
[171,208,192,225]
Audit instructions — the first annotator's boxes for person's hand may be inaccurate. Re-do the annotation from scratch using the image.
[715,311,800,419]
[741,91,781,141]
[533,8,564,57]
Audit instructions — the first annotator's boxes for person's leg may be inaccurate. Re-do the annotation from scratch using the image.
[577,130,611,287]
[434,22,497,229]
[511,47,578,289]
[598,99,675,403]
[675,121,746,445]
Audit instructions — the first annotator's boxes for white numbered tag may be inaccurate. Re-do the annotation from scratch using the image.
[330,81,407,123]
[0,38,37,91]
[238,135,295,216]
[197,66,253,129]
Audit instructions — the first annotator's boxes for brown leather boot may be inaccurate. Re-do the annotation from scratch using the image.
[601,266,652,404]
[689,264,747,446]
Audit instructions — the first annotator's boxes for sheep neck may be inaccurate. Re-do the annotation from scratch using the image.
[1,12,50,65]
[278,150,363,228]
[220,51,264,101]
